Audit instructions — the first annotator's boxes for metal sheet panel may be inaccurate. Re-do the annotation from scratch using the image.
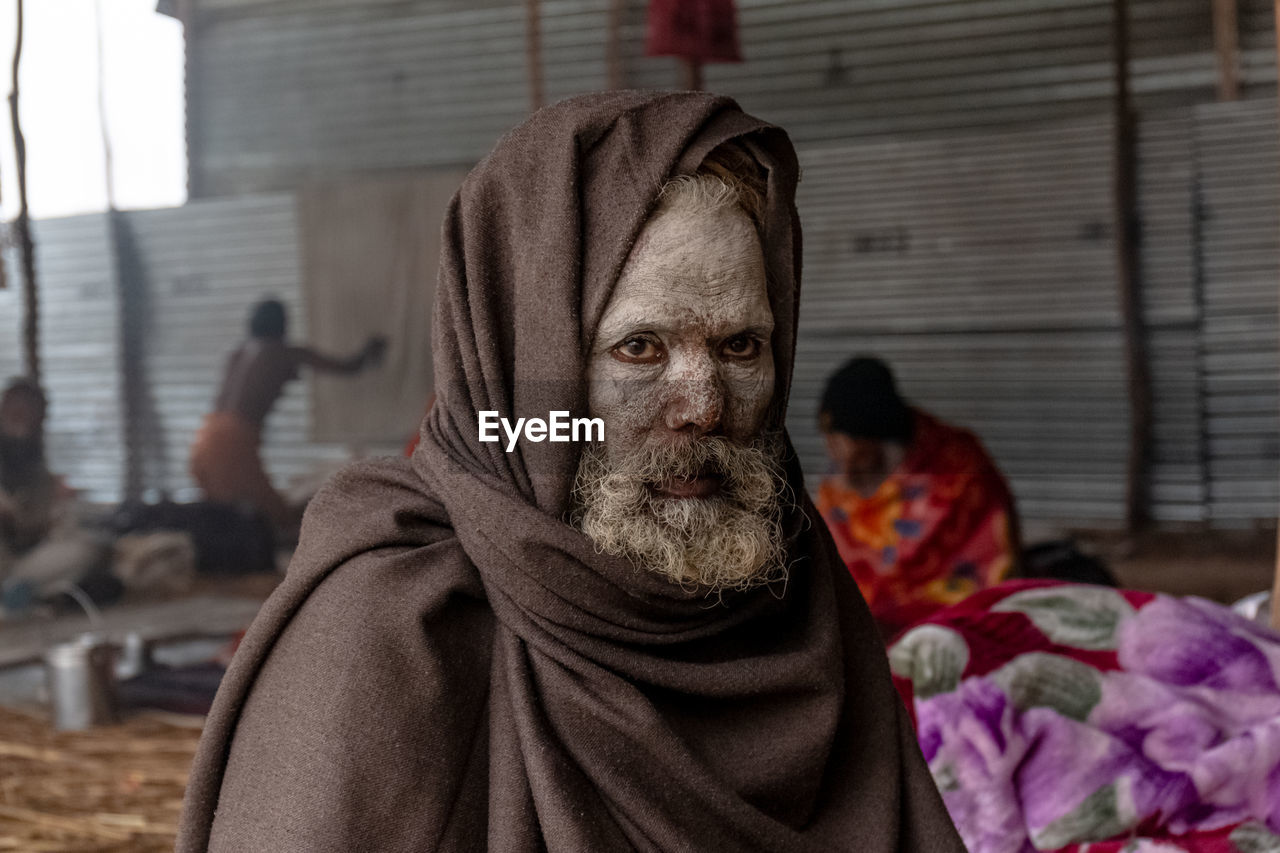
[186,0,1271,197]
[709,0,1219,140]
[1137,111,1206,522]
[0,216,125,503]
[1147,324,1207,521]
[122,195,358,502]
[796,117,1119,334]
[788,110,1208,525]
[0,274,21,380]
[1194,99,1280,523]
[787,117,1132,526]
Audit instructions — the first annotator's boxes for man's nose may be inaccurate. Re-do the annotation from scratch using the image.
[663,367,725,436]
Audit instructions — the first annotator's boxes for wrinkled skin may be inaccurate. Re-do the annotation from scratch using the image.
[587,201,774,500]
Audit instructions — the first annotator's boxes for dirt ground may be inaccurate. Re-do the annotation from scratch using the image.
[0,704,200,852]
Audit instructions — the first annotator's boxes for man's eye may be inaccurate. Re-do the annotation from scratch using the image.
[611,336,664,364]
[721,335,762,360]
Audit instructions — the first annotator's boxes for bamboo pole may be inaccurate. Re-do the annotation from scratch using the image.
[1111,0,1153,534]
[606,0,624,89]
[93,0,115,209]
[9,0,38,387]
[177,0,202,198]
[1213,0,1241,101]
[525,0,544,111]
[680,58,703,91]
[1272,528,1280,630]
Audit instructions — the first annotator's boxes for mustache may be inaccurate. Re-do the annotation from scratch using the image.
[577,434,787,505]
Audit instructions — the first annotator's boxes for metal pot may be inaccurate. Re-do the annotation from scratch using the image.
[44,634,119,731]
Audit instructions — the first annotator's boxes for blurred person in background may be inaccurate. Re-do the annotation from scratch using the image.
[189,298,386,537]
[817,356,1019,637]
[0,377,111,614]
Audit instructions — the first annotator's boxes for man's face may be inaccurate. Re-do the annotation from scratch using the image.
[587,199,775,463]
[575,192,786,591]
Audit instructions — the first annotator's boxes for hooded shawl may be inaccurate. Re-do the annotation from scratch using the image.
[177,91,964,852]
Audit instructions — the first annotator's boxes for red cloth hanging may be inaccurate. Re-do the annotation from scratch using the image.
[645,0,742,63]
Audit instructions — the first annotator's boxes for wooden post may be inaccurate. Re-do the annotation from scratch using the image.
[1112,0,1153,534]
[1273,527,1280,630]
[8,0,39,387]
[176,0,203,198]
[680,57,703,90]
[1213,0,1241,101]
[606,0,625,89]
[525,0,544,111]
[94,0,115,208]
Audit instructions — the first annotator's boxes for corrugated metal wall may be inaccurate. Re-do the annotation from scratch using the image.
[788,99,1279,527]
[1137,111,1206,522]
[123,195,356,501]
[5,96,1279,524]
[786,98,1279,527]
[5,1,1275,527]
[787,117,1133,524]
[0,198,364,505]
[0,274,20,382]
[185,0,1277,197]
[0,217,125,503]
[1195,98,1280,523]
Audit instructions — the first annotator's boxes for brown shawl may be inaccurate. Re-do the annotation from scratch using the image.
[177,91,963,852]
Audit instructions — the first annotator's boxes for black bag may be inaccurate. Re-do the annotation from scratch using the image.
[1020,539,1118,587]
[107,500,276,576]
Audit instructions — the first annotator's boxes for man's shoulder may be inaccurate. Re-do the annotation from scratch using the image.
[195,475,493,852]
[273,533,492,690]
[302,456,453,551]
[279,456,488,636]
[211,455,492,768]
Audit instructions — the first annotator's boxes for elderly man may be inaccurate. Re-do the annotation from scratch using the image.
[179,92,962,852]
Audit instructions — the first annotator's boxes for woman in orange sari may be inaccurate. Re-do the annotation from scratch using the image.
[816,357,1019,638]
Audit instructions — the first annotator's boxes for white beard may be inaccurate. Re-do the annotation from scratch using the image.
[571,435,789,593]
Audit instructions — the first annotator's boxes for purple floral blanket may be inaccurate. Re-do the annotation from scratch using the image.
[888,581,1280,852]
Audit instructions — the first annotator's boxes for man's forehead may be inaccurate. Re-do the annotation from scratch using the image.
[600,281,772,329]
[597,205,772,338]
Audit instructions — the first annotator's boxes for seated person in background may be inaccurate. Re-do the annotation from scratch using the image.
[189,299,386,536]
[0,378,110,613]
[816,356,1018,637]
